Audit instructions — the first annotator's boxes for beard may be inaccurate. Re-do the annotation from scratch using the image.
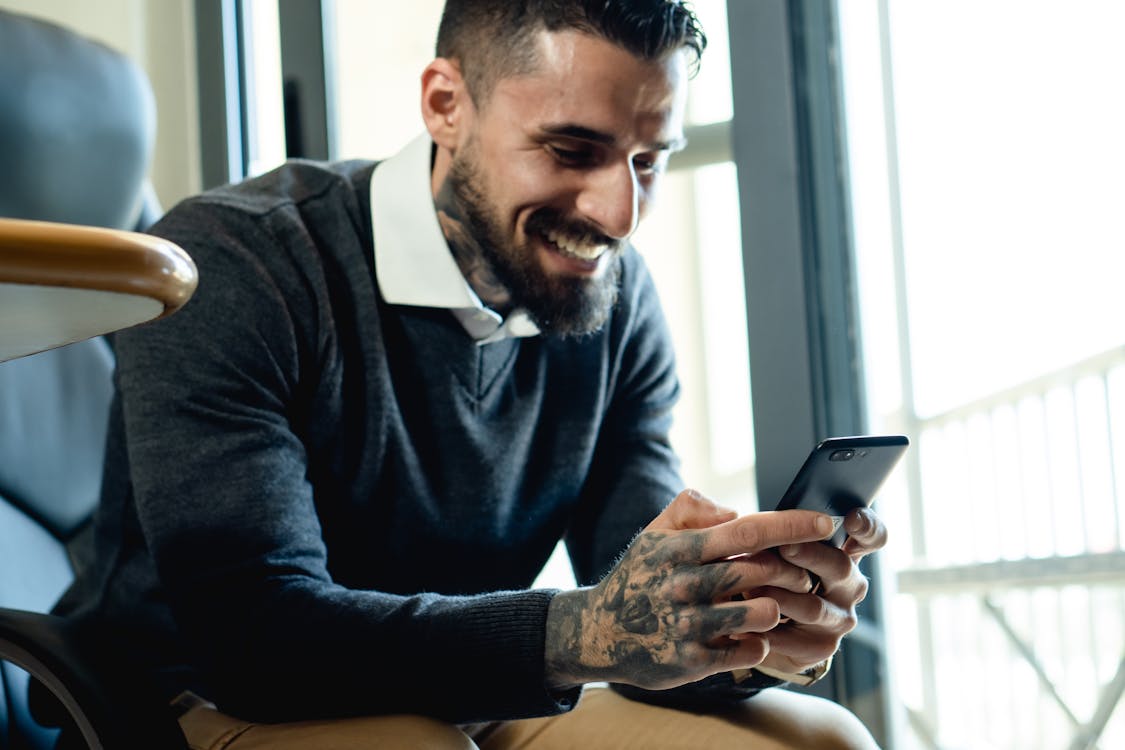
[446,145,623,338]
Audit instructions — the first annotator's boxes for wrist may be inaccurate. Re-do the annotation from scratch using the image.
[544,588,593,691]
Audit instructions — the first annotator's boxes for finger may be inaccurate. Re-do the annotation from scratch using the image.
[711,552,814,598]
[756,635,836,674]
[840,507,888,558]
[676,597,783,645]
[755,592,851,671]
[720,596,782,635]
[650,489,739,532]
[662,606,776,682]
[710,633,771,672]
[698,510,836,562]
[760,587,856,634]
[778,542,865,603]
[761,626,850,670]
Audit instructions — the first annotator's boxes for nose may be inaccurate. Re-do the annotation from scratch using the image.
[576,160,640,240]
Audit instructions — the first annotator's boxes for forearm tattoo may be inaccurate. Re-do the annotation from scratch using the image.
[546,530,749,691]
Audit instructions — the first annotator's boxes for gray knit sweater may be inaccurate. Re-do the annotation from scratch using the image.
[56,158,703,723]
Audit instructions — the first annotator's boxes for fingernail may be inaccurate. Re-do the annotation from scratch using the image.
[816,515,834,536]
[782,544,800,558]
[846,509,870,534]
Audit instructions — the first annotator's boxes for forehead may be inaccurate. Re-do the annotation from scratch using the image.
[483,30,689,147]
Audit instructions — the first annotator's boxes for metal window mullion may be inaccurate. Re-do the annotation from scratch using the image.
[1069,652,1125,750]
[1043,390,1061,555]
[1101,372,1122,550]
[788,0,868,439]
[1070,380,1092,551]
[728,0,867,539]
[729,0,818,505]
[873,0,940,740]
[277,0,334,159]
[981,596,1083,729]
[195,0,248,188]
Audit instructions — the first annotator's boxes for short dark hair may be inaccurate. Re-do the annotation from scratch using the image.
[436,0,706,104]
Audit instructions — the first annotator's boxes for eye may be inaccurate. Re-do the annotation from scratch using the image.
[633,152,669,177]
[548,143,597,167]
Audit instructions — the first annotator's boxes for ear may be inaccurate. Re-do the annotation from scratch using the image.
[421,58,472,151]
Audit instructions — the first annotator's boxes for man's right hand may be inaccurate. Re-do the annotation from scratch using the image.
[544,489,835,691]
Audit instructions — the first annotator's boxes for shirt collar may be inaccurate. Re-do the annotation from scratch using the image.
[370,134,540,344]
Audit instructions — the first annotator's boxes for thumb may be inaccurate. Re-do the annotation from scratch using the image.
[650,489,739,531]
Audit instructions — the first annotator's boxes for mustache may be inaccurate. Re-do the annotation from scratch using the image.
[524,208,621,253]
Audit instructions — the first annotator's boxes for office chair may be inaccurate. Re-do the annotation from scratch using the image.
[0,10,196,748]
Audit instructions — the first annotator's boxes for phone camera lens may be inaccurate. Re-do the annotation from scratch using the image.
[829,449,855,462]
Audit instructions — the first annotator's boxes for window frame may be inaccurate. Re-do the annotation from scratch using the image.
[194,0,248,187]
[727,0,886,739]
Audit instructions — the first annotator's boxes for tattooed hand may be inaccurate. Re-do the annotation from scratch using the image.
[749,506,888,675]
[544,489,836,691]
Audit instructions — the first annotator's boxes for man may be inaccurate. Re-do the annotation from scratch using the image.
[56,1,885,747]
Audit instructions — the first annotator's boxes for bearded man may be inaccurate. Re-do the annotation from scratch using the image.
[54,2,886,747]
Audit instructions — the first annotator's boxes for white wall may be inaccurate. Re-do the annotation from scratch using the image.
[0,0,202,209]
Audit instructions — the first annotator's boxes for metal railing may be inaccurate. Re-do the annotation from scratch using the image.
[890,346,1125,750]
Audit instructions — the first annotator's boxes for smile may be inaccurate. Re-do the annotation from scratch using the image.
[544,229,609,262]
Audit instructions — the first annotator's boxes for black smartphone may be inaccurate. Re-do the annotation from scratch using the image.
[774,435,909,547]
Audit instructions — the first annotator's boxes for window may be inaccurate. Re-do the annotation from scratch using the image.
[330,0,444,162]
[839,2,1125,748]
[241,0,285,177]
[632,0,756,510]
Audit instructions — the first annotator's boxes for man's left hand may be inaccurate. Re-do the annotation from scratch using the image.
[748,507,888,675]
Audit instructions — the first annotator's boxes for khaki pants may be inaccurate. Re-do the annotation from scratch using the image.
[178,685,880,750]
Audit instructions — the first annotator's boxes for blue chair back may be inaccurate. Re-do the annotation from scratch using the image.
[0,9,159,747]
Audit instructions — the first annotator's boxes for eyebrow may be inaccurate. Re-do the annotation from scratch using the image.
[538,123,687,153]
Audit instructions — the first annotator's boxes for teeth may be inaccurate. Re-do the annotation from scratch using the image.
[546,230,606,261]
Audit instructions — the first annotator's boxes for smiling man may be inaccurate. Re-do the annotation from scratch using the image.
[427,23,687,336]
[51,1,884,748]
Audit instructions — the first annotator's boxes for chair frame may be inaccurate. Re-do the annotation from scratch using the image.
[0,609,188,748]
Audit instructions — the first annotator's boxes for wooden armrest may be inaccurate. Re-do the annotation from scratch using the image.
[0,218,198,362]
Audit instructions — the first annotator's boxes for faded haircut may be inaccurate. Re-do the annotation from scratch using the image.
[435,0,706,105]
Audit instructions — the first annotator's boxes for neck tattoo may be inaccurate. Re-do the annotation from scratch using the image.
[434,176,513,313]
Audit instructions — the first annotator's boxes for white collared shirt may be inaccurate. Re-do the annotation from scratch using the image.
[370,135,540,345]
